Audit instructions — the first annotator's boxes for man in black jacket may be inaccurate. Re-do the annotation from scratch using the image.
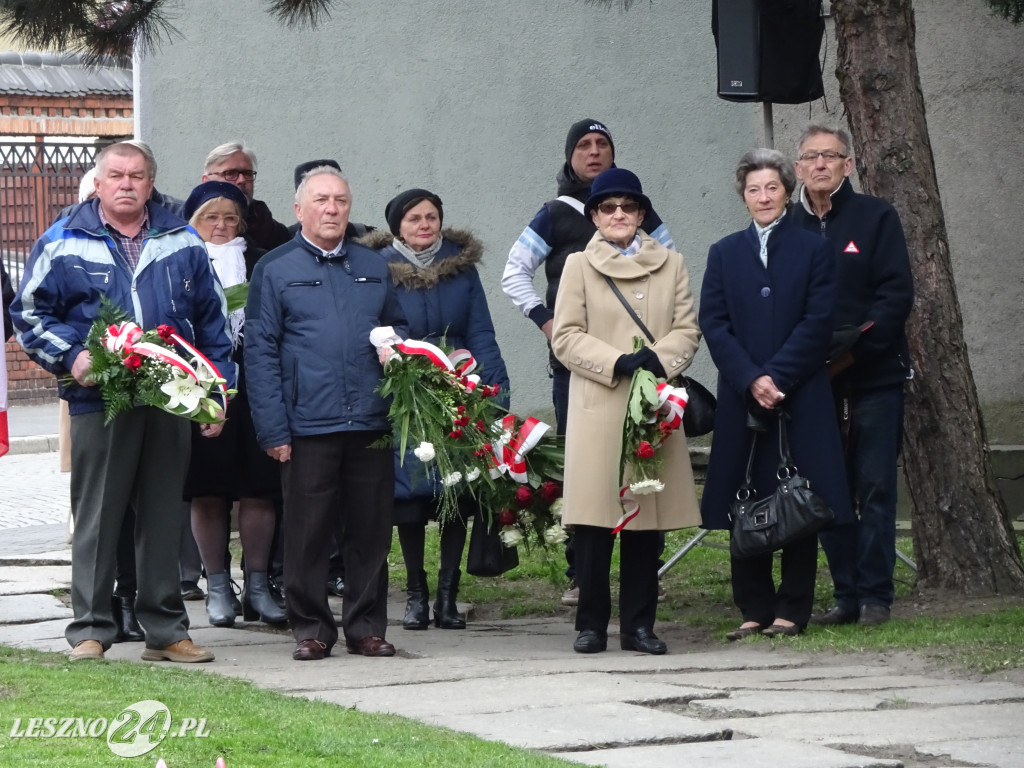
[792,125,914,628]
[202,142,290,251]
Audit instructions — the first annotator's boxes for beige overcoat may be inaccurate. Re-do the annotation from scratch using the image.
[551,232,702,531]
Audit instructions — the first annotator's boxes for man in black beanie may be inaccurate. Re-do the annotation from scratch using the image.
[501,119,675,606]
[287,160,375,240]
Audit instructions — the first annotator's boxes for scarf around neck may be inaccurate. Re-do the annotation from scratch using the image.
[393,235,444,269]
[206,236,247,348]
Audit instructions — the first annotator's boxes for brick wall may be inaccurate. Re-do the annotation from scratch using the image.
[5,341,58,404]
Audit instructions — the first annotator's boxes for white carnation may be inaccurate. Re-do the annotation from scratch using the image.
[543,524,568,545]
[548,498,564,519]
[629,478,665,495]
[413,441,435,462]
[442,471,463,487]
[465,467,481,482]
[499,526,524,547]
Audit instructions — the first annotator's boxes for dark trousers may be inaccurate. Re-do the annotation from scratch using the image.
[573,524,660,636]
[819,385,904,612]
[730,531,818,628]
[67,408,191,650]
[552,365,577,580]
[281,431,393,650]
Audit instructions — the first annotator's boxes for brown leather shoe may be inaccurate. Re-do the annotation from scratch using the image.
[346,636,396,657]
[140,638,215,663]
[292,639,329,661]
[69,640,104,661]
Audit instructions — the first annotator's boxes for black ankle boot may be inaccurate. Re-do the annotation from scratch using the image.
[434,568,466,629]
[111,594,144,643]
[242,571,288,624]
[403,570,430,630]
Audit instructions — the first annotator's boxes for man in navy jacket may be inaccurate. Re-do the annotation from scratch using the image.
[245,167,407,661]
[792,125,914,628]
[13,141,234,662]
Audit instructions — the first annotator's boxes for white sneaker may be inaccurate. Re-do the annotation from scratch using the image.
[561,580,579,606]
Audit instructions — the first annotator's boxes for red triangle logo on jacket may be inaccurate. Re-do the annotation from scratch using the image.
[844,241,860,253]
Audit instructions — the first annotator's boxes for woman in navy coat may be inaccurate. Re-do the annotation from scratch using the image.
[363,189,510,631]
[699,149,852,639]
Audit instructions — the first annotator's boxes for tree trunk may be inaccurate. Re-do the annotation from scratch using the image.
[832,0,1024,594]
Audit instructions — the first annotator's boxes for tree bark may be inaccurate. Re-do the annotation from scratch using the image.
[832,0,1024,594]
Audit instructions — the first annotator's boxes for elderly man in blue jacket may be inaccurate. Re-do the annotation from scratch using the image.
[792,125,914,628]
[245,166,408,661]
[12,141,235,663]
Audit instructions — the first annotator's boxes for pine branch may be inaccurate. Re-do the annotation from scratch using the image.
[988,0,1024,24]
[264,0,334,28]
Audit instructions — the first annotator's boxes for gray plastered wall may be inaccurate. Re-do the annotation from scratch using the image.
[139,0,1024,445]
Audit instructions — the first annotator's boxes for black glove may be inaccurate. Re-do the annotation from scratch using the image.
[614,347,666,379]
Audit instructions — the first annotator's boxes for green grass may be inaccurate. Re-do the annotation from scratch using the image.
[0,647,581,768]
[392,524,1024,673]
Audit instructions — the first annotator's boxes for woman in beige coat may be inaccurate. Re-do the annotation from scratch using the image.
[552,168,701,655]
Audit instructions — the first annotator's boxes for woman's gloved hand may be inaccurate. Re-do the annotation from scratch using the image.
[614,347,666,379]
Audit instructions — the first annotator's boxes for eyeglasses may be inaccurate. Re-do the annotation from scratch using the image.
[209,168,257,181]
[797,150,848,163]
[596,201,641,215]
[199,213,241,227]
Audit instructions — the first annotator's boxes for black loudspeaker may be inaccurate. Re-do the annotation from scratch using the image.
[714,0,760,101]
[713,0,825,105]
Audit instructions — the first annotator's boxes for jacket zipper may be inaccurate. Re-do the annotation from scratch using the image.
[166,266,176,314]
[72,265,110,283]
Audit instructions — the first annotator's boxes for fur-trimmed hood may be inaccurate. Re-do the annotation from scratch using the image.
[358,228,484,291]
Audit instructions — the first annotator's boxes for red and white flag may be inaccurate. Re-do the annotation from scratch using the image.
[0,344,9,457]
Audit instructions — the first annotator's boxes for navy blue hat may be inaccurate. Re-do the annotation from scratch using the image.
[294,159,341,189]
[385,188,443,236]
[583,168,652,217]
[184,180,248,222]
[565,118,615,163]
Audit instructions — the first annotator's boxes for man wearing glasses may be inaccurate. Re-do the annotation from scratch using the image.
[793,124,914,629]
[202,142,290,251]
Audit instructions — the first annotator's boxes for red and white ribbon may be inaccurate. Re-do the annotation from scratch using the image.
[489,414,551,482]
[612,487,641,534]
[652,381,689,431]
[395,339,455,371]
[448,349,477,376]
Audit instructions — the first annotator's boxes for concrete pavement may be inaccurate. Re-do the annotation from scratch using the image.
[3,406,1024,766]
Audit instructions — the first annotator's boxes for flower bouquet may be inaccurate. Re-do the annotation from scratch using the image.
[615,337,689,530]
[372,328,567,550]
[77,299,231,425]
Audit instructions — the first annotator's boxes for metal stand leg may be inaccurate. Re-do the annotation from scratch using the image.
[895,547,917,572]
[658,529,710,579]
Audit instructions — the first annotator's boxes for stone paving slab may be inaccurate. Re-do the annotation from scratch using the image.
[656,665,923,690]
[923,736,1024,768]
[672,674,956,692]
[884,681,1024,706]
[0,593,72,624]
[305,672,700,718]
[690,690,887,716]
[557,737,902,768]
[0,565,73,595]
[438,701,731,751]
[716,702,1024,747]
[0,617,68,646]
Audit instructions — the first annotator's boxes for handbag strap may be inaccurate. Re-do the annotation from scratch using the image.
[735,429,759,501]
[775,408,797,476]
[602,274,655,344]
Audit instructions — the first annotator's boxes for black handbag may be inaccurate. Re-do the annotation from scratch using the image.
[466,510,519,577]
[729,410,834,559]
[601,275,716,437]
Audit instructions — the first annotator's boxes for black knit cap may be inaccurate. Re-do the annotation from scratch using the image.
[564,118,615,163]
[293,158,341,189]
[184,180,248,221]
[385,188,443,236]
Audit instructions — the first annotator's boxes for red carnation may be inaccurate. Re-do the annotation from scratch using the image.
[499,508,517,527]
[635,441,656,459]
[540,480,562,504]
[157,324,177,342]
[483,444,493,453]
[449,429,463,439]
[124,354,143,371]
[457,405,466,414]
[476,420,486,431]
[515,486,533,508]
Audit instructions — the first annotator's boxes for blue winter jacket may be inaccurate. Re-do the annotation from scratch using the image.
[363,228,511,501]
[244,232,408,450]
[11,199,235,415]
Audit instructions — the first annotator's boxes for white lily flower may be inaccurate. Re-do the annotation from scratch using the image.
[413,442,436,462]
[160,375,204,414]
[543,524,568,545]
[499,526,524,547]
